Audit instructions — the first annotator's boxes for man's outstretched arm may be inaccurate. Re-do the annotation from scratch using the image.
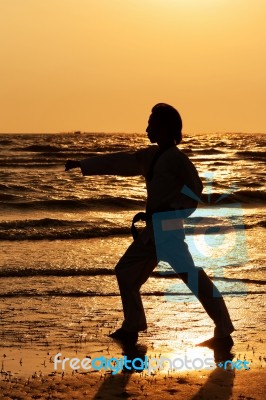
[65,151,142,176]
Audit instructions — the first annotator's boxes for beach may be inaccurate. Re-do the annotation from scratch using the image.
[0,132,265,398]
[0,275,265,399]
[0,366,265,399]
[0,279,265,399]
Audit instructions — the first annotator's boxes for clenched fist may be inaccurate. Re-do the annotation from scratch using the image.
[65,160,80,171]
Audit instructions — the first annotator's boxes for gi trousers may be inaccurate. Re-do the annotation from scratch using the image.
[115,222,234,338]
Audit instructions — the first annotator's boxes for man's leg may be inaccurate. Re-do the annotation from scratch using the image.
[161,237,234,339]
[152,212,234,347]
[114,226,157,333]
[178,265,235,338]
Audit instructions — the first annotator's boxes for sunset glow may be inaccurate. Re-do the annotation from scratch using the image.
[0,0,265,133]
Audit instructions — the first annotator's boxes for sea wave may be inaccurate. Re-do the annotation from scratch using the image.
[15,144,132,155]
[235,150,266,162]
[0,267,113,278]
[20,144,64,152]
[0,287,264,298]
[0,219,130,240]
[236,150,266,157]
[0,190,265,214]
[0,197,145,210]
[0,160,61,168]
[200,190,266,204]
[0,138,13,145]
[194,148,225,154]
[0,216,264,241]
[0,267,265,285]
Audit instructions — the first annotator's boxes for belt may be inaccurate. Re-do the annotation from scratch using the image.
[131,209,177,240]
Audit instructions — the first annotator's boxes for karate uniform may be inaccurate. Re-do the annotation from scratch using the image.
[80,146,235,338]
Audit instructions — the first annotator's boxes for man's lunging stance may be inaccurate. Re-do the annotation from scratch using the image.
[65,103,234,349]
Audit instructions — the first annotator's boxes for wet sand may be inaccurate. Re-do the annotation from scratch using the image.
[1,293,265,399]
[0,367,265,400]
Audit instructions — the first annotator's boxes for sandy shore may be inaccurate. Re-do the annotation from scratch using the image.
[0,365,265,399]
[1,298,265,399]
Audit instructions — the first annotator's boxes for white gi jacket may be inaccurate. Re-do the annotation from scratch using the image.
[80,145,203,216]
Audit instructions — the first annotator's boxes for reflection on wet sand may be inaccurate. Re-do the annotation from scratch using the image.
[93,341,235,400]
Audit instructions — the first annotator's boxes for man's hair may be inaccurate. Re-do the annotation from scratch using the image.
[151,103,182,144]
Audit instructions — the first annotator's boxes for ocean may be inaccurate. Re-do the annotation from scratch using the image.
[0,132,265,361]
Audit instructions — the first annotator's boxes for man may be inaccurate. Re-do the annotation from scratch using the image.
[65,103,234,349]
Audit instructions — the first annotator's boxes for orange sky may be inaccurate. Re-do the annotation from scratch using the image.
[0,0,265,134]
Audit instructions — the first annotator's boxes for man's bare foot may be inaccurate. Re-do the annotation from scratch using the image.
[196,335,234,349]
[109,328,138,345]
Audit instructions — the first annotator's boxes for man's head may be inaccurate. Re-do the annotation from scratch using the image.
[146,103,182,146]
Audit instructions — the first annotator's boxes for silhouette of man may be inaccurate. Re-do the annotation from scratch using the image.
[65,103,234,349]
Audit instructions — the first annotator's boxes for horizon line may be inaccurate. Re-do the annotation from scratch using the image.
[0,131,265,135]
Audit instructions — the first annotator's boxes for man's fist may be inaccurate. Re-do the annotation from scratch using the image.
[65,160,80,171]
